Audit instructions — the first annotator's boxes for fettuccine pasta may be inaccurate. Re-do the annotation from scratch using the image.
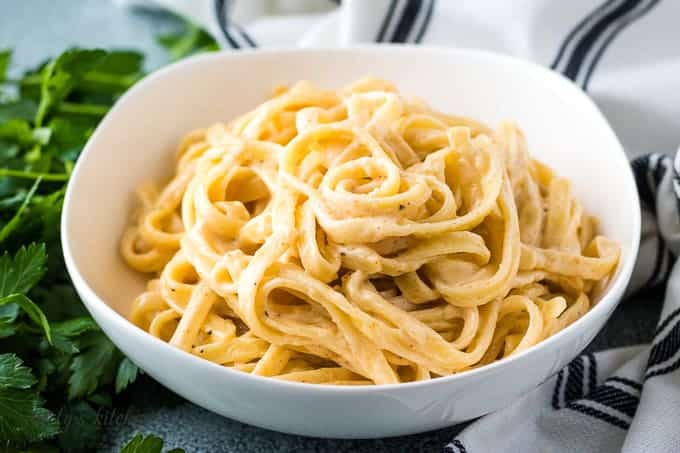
[121,78,620,385]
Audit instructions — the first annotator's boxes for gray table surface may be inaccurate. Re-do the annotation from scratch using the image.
[0,1,664,451]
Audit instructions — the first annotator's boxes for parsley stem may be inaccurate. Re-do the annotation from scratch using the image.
[0,177,41,242]
[57,101,109,116]
[169,25,202,60]
[83,71,139,88]
[0,168,69,181]
[17,71,138,89]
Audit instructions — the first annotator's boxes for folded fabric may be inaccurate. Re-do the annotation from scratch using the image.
[116,1,680,451]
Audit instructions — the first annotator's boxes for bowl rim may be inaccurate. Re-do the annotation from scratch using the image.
[61,44,641,393]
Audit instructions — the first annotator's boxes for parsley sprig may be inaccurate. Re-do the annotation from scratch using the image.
[0,47,144,451]
[119,434,185,453]
[0,14,216,450]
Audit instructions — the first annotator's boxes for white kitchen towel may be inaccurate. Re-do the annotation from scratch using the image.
[116,1,680,452]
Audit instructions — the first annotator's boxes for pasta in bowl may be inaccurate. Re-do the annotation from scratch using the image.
[61,47,639,437]
[120,78,620,386]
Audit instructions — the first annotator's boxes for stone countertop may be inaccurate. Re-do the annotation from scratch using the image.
[0,1,663,451]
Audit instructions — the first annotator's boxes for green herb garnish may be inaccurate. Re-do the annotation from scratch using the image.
[0,13,218,450]
[119,434,185,453]
[0,47,143,451]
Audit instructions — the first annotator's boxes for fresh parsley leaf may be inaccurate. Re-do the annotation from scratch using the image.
[0,353,37,389]
[0,387,60,445]
[0,300,19,322]
[0,49,10,83]
[0,119,35,145]
[0,178,41,243]
[0,244,53,343]
[87,391,112,407]
[120,434,163,453]
[34,350,70,393]
[49,317,98,354]
[115,358,139,394]
[50,333,79,354]
[0,315,18,340]
[0,243,47,296]
[57,400,99,452]
[0,321,17,338]
[35,49,107,127]
[0,99,39,123]
[157,19,218,61]
[68,331,117,399]
[72,51,142,100]
[0,353,59,445]
[52,317,99,337]
[0,294,52,343]
[119,434,185,453]
[45,116,95,163]
[33,284,88,321]
[30,187,65,243]
[95,50,144,75]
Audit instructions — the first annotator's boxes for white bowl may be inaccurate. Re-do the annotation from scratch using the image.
[61,46,640,439]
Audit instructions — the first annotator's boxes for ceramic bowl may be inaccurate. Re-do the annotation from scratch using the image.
[61,46,640,438]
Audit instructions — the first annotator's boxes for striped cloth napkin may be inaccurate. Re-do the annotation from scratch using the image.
[117,1,680,451]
